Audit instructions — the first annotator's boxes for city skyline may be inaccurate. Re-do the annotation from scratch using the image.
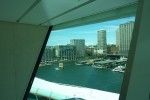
[47,17,135,46]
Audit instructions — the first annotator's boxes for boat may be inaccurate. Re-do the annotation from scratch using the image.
[75,61,87,65]
[119,70,125,73]
[92,64,105,69]
[92,60,114,69]
[46,63,51,65]
[45,61,52,65]
[39,62,45,67]
[112,66,125,73]
[75,62,83,65]
[120,56,127,61]
[59,62,64,68]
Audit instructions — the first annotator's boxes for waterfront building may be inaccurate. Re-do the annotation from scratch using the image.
[97,30,107,54]
[86,45,95,56]
[116,28,120,47]
[70,39,85,58]
[117,21,134,55]
[41,46,55,62]
[107,44,119,54]
[55,45,76,61]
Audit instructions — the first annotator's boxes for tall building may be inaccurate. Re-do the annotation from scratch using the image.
[55,45,76,61]
[97,30,107,54]
[41,46,55,62]
[70,39,85,58]
[117,21,134,54]
[116,28,120,47]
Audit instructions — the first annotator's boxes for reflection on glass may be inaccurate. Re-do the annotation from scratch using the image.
[28,17,135,100]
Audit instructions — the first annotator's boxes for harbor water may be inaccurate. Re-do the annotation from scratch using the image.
[35,61,124,93]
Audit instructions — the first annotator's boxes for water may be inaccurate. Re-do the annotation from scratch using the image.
[35,61,124,93]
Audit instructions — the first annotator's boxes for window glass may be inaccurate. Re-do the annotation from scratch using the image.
[28,17,135,100]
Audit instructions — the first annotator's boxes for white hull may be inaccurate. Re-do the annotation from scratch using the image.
[75,62,83,65]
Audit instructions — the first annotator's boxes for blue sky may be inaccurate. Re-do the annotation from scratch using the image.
[47,17,135,46]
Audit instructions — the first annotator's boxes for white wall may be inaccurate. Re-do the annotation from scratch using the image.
[120,0,150,100]
[0,21,48,100]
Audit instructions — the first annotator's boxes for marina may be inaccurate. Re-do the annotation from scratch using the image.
[35,60,125,93]
[30,58,127,99]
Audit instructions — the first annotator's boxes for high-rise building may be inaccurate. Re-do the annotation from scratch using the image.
[116,28,120,47]
[41,46,55,62]
[117,21,134,54]
[70,39,85,58]
[55,45,76,61]
[97,30,107,54]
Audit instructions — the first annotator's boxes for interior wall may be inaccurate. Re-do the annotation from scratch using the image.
[0,21,49,100]
[120,0,150,100]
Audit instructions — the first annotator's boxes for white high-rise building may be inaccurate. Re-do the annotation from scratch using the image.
[117,21,134,54]
[70,39,85,58]
[97,30,107,54]
[116,28,120,47]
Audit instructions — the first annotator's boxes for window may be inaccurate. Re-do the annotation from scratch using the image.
[27,17,135,100]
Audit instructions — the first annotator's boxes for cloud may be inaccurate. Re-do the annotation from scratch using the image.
[109,25,119,28]
[71,30,97,34]
[100,25,119,33]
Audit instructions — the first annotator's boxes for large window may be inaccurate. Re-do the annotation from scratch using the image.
[28,17,135,100]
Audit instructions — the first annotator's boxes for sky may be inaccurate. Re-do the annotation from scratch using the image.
[47,17,135,46]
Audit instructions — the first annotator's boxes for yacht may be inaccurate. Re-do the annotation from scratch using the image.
[92,63,105,69]
[112,66,125,73]
[39,62,45,67]
[45,61,52,65]
[92,60,114,69]
[59,62,64,68]
[75,61,87,65]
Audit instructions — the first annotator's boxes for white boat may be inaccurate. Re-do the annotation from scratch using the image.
[92,60,113,69]
[92,64,105,69]
[112,66,125,73]
[59,62,64,68]
[75,62,83,65]
[119,70,125,73]
[119,56,127,61]
[45,62,52,65]
[39,62,45,67]
[75,61,86,65]
[112,67,121,72]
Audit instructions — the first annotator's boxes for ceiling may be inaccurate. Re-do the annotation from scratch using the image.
[0,0,138,30]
